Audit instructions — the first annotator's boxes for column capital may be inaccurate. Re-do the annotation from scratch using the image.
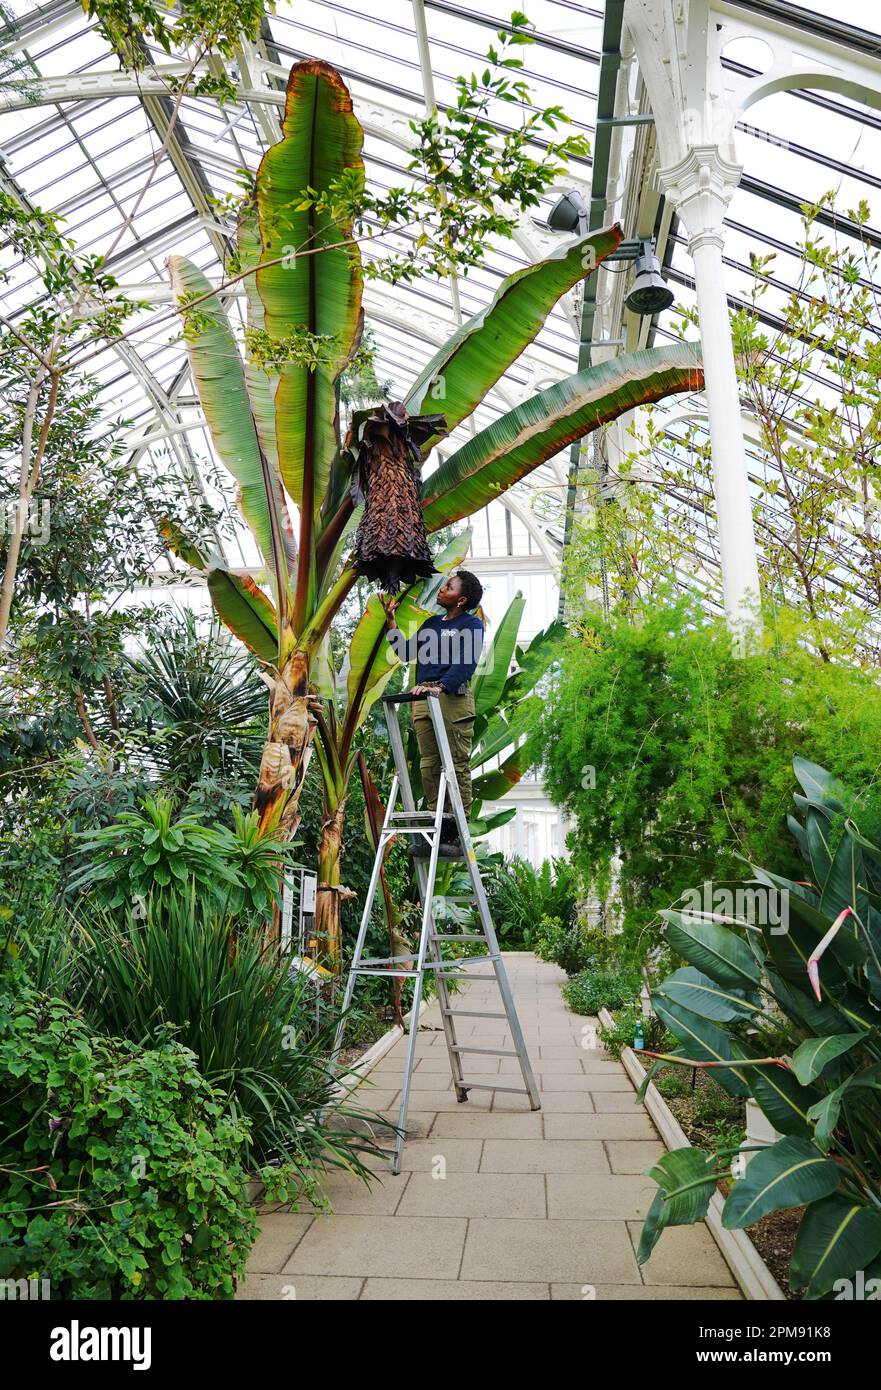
[655,145,743,252]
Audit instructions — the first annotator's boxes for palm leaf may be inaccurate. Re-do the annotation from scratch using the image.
[471,746,528,803]
[206,568,278,665]
[405,225,624,446]
[167,255,276,570]
[722,1137,840,1229]
[421,344,703,533]
[255,59,364,527]
[472,591,525,716]
[791,1194,881,1298]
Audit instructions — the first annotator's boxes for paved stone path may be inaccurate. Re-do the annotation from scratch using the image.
[239,954,742,1301]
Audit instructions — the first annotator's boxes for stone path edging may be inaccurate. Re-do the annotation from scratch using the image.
[331,999,429,1102]
[598,1007,786,1302]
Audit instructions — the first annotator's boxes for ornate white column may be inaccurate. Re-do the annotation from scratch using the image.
[623,0,761,641]
[657,146,761,640]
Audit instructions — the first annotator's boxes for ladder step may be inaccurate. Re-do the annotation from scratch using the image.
[356,954,419,967]
[451,1045,518,1057]
[442,1009,506,1019]
[458,1082,531,1094]
[433,972,495,983]
[350,968,417,978]
[351,953,498,972]
[433,954,495,967]
[427,957,497,970]
[430,934,487,943]
[389,811,438,822]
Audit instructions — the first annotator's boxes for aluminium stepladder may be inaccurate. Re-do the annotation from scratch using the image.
[332,691,540,1174]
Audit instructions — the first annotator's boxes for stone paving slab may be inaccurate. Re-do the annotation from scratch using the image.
[283,1215,467,1279]
[605,1140,667,1173]
[240,954,742,1300]
[480,1139,609,1174]
[238,1273,362,1300]
[551,1284,743,1301]
[546,1172,657,1220]
[396,1172,546,1219]
[361,1278,550,1300]
[460,1217,641,1284]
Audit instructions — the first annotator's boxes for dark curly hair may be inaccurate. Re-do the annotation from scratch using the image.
[455,569,483,612]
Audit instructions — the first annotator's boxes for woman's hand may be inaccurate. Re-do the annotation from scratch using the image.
[379,593,399,629]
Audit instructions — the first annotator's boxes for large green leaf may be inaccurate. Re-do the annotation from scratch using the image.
[168,255,275,569]
[804,807,832,888]
[471,806,517,835]
[501,619,565,705]
[471,747,528,804]
[472,592,525,716]
[741,1047,822,1138]
[240,201,301,576]
[793,757,851,816]
[342,590,429,746]
[421,344,703,533]
[255,59,364,519]
[791,1194,881,1298]
[791,1033,865,1086]
[650,995,751,1098]
[818,830,869,927]
[159,518,222,572]
[471,704,537,770]
[417,526,474,611]
[654,967,759,1024]
[405,225,624,445]
[759,881,866,993]
[238,201,279,476]
[722,1138,840,1229]
[660,911,761,992]
[206,568,278,665]
[807,1064,881,1149]
[638,1148,716,1263]
[765,968,872,1037]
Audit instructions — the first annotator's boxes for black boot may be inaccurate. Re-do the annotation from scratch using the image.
[438,815,465,858]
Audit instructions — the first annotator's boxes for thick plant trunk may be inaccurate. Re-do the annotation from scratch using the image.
[255,648,317,949]
[315,798,346,974]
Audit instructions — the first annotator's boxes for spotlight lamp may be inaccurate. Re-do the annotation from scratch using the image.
[624,242,675,317]
[544,194,675,320]
[546,189,588,234]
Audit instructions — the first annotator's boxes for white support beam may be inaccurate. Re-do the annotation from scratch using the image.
[713,1,881,126]
[623,0,761,639]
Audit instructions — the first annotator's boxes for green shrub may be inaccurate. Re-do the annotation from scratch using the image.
[0,966,256,1299]
[534,915,596,975]
[484,855,580,947]
[595,1002,642,1059]
[562,964,641,1016]
[655,1069,691,1100]
[534,598,881,959]
[639,758,881,1299]
[67,793,292,920]
[55,889,386,1178]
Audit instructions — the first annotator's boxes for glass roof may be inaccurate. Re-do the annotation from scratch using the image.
[1,0,879,627]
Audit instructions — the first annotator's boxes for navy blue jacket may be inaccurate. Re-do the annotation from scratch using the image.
[386,611,484,694]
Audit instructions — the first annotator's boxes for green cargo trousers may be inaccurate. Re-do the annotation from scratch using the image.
[411,688,475,820]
